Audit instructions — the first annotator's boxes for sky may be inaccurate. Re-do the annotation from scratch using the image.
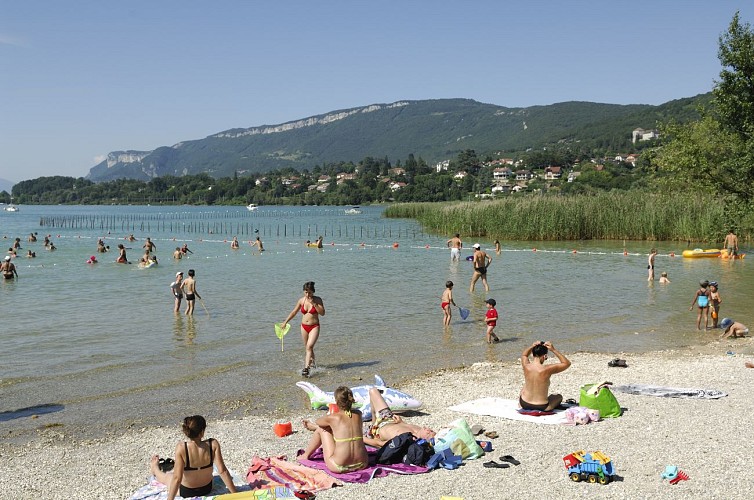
[1,1,752,183]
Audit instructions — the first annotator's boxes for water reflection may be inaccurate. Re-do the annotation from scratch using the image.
[172,314,197,346]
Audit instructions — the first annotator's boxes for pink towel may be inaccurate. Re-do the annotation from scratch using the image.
[296,447,429,483]
[245,455,341,493]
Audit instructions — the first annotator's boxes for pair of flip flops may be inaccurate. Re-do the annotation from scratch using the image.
[471,424,499,439]
[608,358,628,367]
[483,455,521,469]
[158,458,174,472]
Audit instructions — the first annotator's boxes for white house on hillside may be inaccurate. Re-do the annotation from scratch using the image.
[632,128,659,143]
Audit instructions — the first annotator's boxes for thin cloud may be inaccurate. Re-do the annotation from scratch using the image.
[93,155,107,165]
[0,34,28,48]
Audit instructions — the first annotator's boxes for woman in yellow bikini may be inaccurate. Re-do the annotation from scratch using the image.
[299,386,368,473]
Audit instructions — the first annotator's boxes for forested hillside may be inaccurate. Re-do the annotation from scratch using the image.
[86,95,708,182]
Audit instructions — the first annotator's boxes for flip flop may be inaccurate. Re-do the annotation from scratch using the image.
[158,458,175,472]
[608,358,628,367]
[499,455,521,466]
[484,431,499,439]
[565,398,578,405]
[470,424,484,435]
[483,461,509,469]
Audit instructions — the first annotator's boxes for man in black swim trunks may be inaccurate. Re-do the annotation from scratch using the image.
[469,243,491,292]
[520,341,571,411]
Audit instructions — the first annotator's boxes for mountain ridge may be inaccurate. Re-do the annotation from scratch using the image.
[86,96,709,182]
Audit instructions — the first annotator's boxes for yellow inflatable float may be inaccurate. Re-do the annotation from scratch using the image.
[681,248,721,258]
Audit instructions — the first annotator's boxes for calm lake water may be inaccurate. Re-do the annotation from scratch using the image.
[1,204,751,442]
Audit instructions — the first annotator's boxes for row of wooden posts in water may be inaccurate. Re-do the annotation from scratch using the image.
[38,216,427,239]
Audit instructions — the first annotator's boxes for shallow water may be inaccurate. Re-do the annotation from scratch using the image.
[0,204,751,442]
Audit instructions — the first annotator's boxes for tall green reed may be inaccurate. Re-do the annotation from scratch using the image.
[384,193,738,242]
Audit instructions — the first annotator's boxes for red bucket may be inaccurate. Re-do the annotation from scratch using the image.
[273,421,292,437]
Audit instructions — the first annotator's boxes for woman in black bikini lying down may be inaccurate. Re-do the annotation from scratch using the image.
[150,415,236,500]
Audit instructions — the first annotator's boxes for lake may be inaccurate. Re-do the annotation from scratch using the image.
[0,204,750,442]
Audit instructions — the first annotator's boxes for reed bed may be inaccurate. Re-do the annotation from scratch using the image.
[385,192,735,241]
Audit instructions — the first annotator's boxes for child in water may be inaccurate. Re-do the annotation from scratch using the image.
[441,281,457,326]
[709,281,722,328]
[485,298,500,344]
[659,272,670,284]
[689,280,711,330]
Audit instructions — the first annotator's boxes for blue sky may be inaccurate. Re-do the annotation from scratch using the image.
[1,1,752,182]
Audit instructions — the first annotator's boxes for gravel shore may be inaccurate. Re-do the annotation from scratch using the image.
[2,338,752,500]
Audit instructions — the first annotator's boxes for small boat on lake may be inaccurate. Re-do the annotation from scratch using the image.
[4,198,19,212]
[682,248,721,258]
[246,203,258,212]
[344,206,362,215]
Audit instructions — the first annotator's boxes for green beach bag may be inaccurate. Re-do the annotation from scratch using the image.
[432,418,485,459]
[579,383,622,418]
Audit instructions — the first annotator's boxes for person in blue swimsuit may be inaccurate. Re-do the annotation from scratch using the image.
[689,280,711,331]
[150,415,236,500]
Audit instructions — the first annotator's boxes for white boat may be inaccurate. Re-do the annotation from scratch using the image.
[344,206,362,215]
[246,203,258,211]
[4,198,18,212]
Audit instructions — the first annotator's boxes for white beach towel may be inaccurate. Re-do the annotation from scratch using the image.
[448,397,568,425]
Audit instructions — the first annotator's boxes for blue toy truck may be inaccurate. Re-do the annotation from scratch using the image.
[563,450,615,485]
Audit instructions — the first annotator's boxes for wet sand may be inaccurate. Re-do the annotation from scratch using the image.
[2,337,752,499]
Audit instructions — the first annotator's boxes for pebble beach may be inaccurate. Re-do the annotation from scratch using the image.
[2,338,753,500]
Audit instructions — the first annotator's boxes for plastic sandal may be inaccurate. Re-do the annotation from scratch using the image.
[499,455,521,466]
[158,458,175,472]
[483,461,509,469]
[301,367,310,378]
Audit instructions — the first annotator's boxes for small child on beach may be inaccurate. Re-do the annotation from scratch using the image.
[709,281,722,328]
[719,318,748,339]
[689,280,711,330]
[485,298,500,344]
[441,281,457,326]
[659,272,670,284]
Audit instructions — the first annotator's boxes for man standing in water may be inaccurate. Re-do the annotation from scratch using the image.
[447,233,463,262]
[520,341,571,411]
[723,229,739,258]
[470,243,491,292]
[143,237,157,253]
[647,248,657,281]
[181,269,201,315]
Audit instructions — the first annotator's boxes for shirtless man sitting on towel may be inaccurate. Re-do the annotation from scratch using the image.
[520,341,571,411]
[362,388,435,447]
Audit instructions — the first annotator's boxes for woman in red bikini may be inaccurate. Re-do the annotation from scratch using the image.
[282,281,325,377]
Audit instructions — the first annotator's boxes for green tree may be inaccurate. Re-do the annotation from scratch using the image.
[657,12,754,204]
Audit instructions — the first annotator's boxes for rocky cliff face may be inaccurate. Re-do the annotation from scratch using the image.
[212,102,409,139]
[105,151,151,168]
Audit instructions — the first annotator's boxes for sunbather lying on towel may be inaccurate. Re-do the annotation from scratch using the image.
[150,415,236,500]
[362,387,435,447]
[299,386,369,473]
[520,341,571,411]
